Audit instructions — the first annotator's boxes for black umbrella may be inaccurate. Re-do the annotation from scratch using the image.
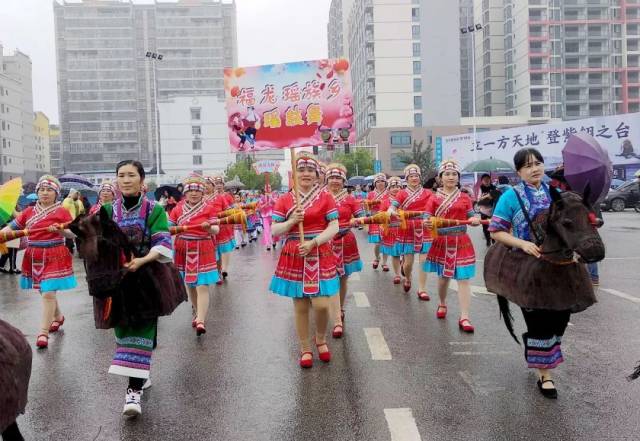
[154,185,182,201]
[347,176,366,187]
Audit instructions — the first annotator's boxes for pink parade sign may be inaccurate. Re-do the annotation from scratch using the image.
[224,59,355,152]
[253,160,280,175]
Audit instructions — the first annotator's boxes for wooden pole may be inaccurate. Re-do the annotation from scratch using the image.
[289,147,305,239]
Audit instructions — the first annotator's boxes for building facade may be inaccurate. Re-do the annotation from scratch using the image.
[158,95,234,183]
[473,0,506,117]
[33,111,51,175]
[507,0,640,120]
[460,0,475,118]
[53,0,238,174]
[49,124,63,175]
[0,44,37,182]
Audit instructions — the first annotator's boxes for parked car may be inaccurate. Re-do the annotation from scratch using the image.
[601,180,640,212]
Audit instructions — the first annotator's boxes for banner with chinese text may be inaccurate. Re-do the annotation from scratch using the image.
[224,59,355,151]
[437,113,640,171]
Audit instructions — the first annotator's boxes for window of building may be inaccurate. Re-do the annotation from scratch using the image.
[413,96,422,109]
[1,121,4,130]
[414,113,422,127]
[2,139,5,148]
[413,78,422,92]
[390,131,412,146]
[192,140,202,150]
[413,61,421,74]
[193,155,203,165]
[190,108,201,120]
[192,126,201,136]
[413,42,421,57]
[391,152,409,170]
[412,25,420,39]
[412,7,420,22]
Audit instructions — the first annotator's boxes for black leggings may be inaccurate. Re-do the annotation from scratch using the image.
[0,249,18,271]
[2,422,24,441]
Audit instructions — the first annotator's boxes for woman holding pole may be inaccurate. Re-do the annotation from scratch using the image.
[270,152,339,368]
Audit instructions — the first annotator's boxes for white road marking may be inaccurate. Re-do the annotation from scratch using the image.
[350,273,361,281]
[353,291,370,307]
[568,322,574,326]
[384,408,422,441]
[449,341,496,346]
[601,288,640,304]
[458,371,506,396]
[364,327,392,360]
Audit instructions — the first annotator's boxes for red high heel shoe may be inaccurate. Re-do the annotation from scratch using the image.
[332,324,343,339]
[195,321,206,336]
[393,276,401,285]
[458,318,475,333]
[403,279,411,293]
[299,351,313,369]
[36,334,48,349]
[436,304,447,319]
[372,259,380,270]
[382,264,390,272]
[417,291,430,301]
[315,341,332,362]
[191,317,197,328]
[49,315,65,333]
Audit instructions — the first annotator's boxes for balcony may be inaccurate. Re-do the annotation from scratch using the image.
[529,12,548,22]
[564,30,587,39]
[564,93,587,103]
[530,75,549,86]
[566,109,589,118]
[530,110,550,118]
[531,93,550,102]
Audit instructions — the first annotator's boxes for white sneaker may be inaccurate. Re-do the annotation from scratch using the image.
[122,388,142,417]
[142,378,152,390]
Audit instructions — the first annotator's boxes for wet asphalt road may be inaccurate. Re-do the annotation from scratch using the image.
[1,211,639,441]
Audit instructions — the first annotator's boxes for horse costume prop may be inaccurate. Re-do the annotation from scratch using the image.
[484,187,605,343]
[69,208,187,329]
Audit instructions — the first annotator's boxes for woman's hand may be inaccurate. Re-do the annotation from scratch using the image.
[349,218,360,227]
[468,216,481,226]
[298,239,316,257]
[124,257,147,272]
[47,223,62,233]
[290,208,304,225]
[424,219,433,230]
[200,221,210,230]
[520,241,541,258]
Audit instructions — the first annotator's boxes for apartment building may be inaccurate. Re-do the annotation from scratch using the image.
[54,0,238,173]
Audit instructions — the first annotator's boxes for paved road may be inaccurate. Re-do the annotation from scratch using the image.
[1,211,639,441]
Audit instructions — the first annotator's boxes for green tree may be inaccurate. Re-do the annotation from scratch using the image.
[332,148,375,177]
[396,140,436,180]
[224,160,282,190]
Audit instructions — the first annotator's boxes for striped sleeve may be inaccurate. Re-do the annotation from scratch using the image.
[324,193,338,221]
[272,194,289,223]
[148,203,173,262]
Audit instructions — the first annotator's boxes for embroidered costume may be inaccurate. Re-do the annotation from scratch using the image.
[169,199,219,287]
[10,203,77,292]
[102,196,174,380]
[209,189,236,256]
[366,186,387,243]
[270,186,339,297]
[390,186,432,255]
[423,189,476,280]
[331,188,364,277]
[488,182,570,370]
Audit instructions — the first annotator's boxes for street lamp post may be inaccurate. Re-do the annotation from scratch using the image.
[145,51,164,183]
[461,23,482,182]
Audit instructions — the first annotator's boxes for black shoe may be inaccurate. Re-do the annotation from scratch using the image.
[8,270,15,275]
[222,271,228,279]
[537,379,558,399]
[0,268,7,274]
[15,270,21,275]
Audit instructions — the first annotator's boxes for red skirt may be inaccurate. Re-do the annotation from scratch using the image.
[21,244,74,290]
[332,231,361,276]
[272,239,338,296]
[216,225,235,245]
[174,236,218,285]
[382,225,398,247]
[426,232,476,278]
[396,219,431,254]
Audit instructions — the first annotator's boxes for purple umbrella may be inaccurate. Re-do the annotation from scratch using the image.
[562,133,612,205]
[58,173,94,188]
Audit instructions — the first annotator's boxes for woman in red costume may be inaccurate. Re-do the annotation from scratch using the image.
[366,173,389,271]
[169,174,220,336]
[388,164,433,300]
[424,160,480,332]
[325,163,364,339]
[270,152,340,369]
[379,176,403,284]
[89,180,117,215]
[1,175,77,349]
[210,176,235,282]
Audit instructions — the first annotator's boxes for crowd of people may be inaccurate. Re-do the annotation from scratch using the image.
[0,147,609,439]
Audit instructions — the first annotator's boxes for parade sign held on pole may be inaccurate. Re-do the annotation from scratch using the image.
[224,59,355,152]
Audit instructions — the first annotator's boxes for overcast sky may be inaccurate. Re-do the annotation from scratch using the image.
[0,0,331,124]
